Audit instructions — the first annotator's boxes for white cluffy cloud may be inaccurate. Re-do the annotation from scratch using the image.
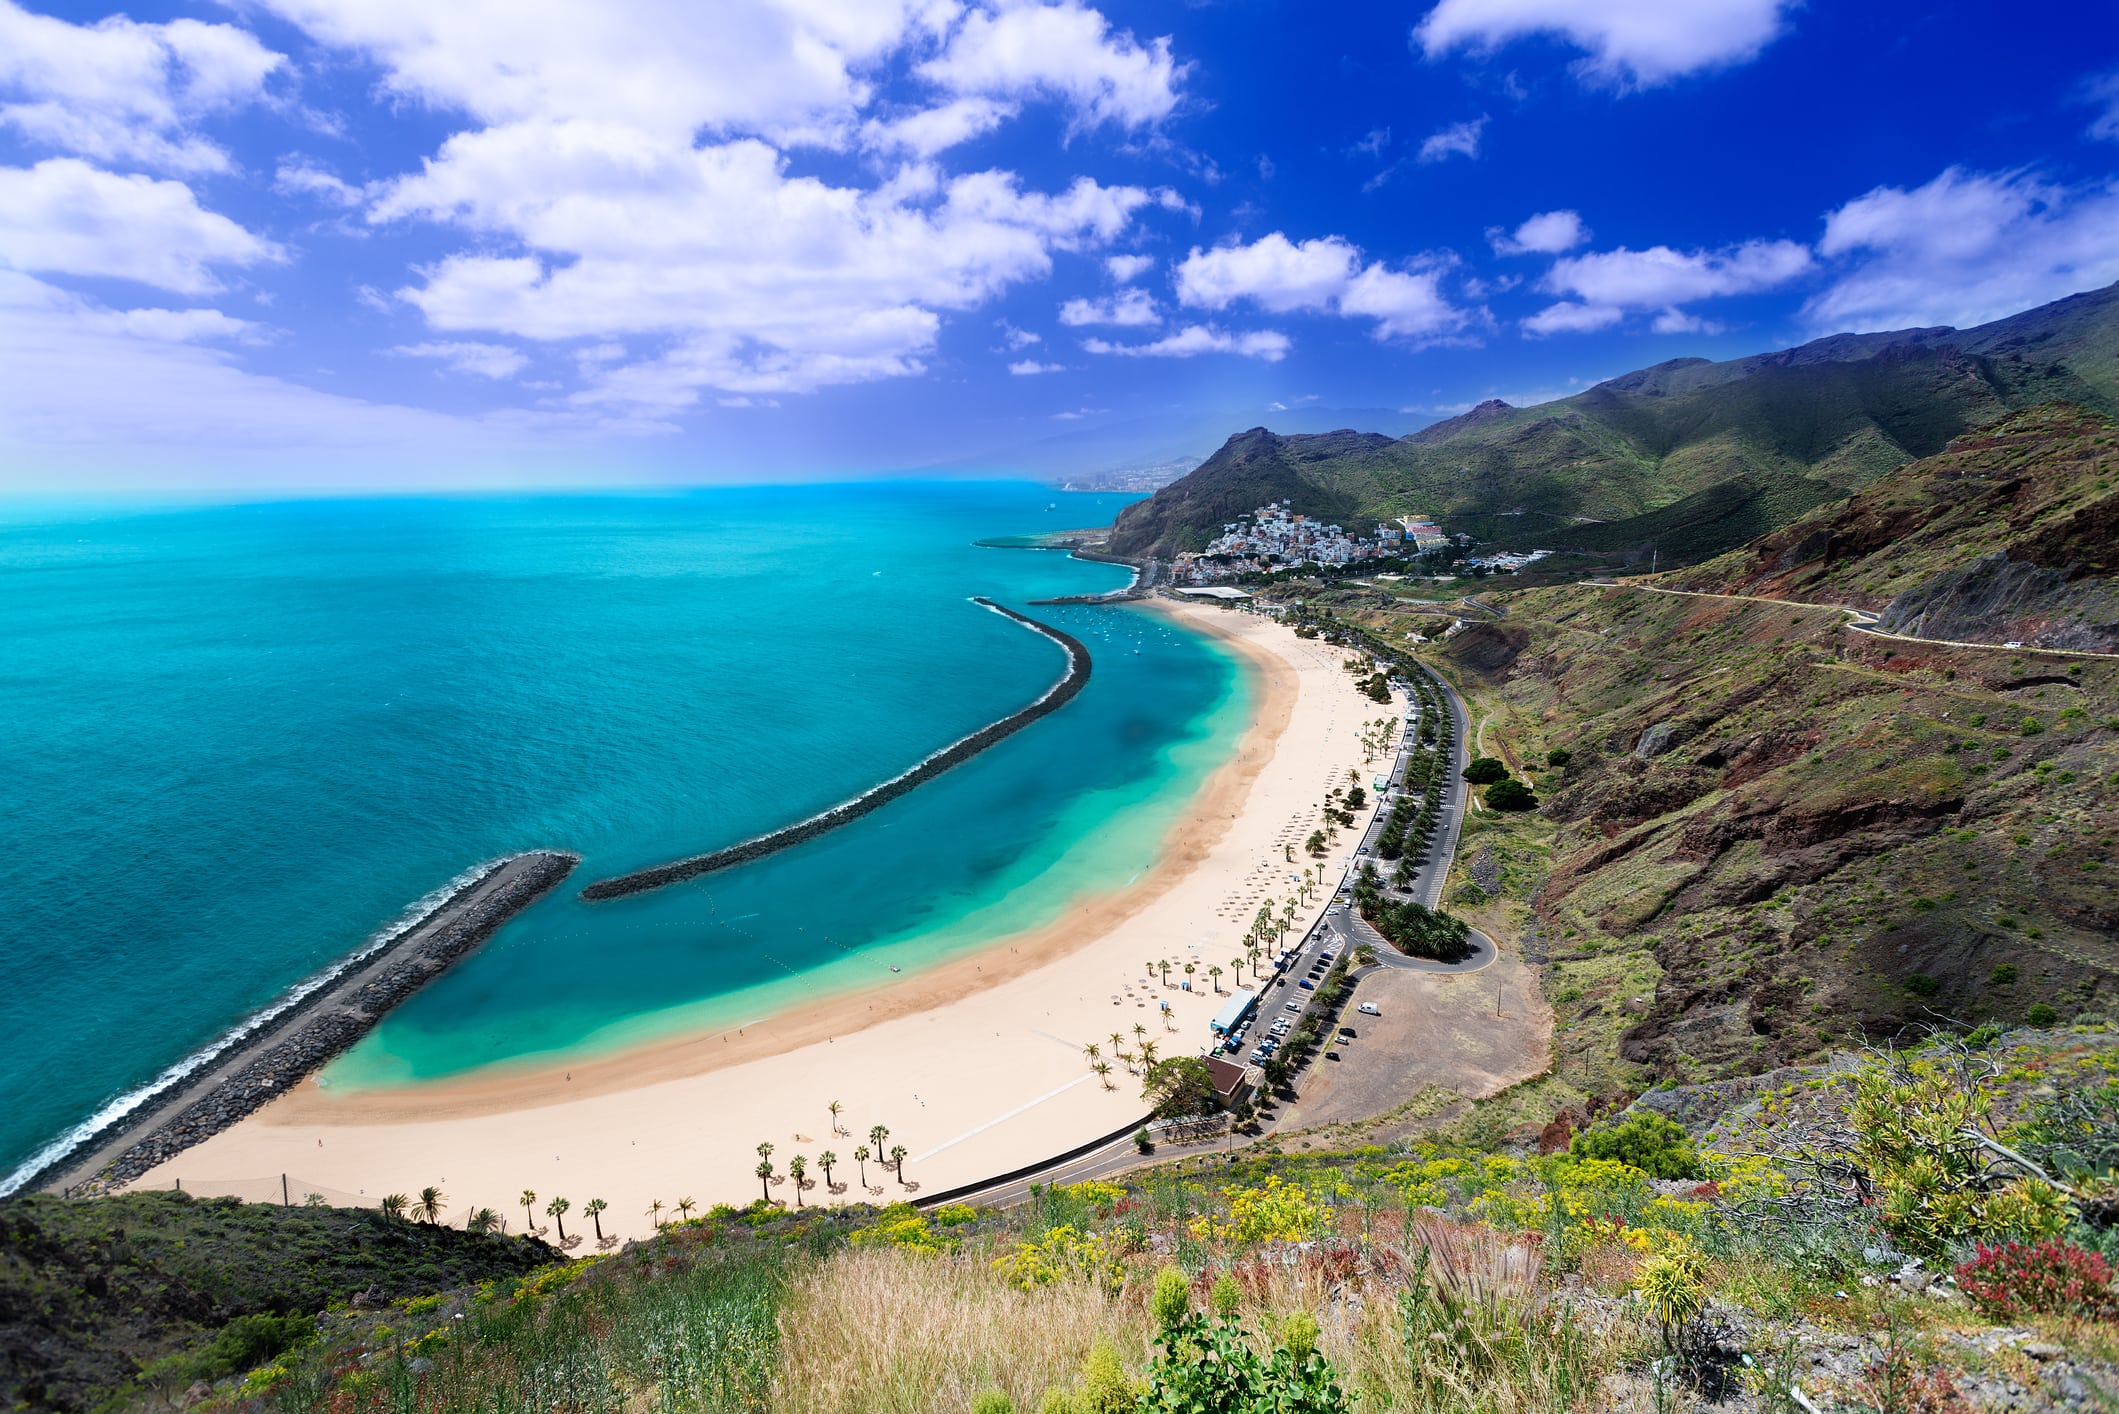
[1059,286,1158,326]
[860,97,1017,158]
[1805,167,2119,333]
[392,341,530,379]
[1008,358,1063,374]
[244,0,1191,411]
[920,0,1186,130]
[1174,232,1474,343]
[1081,325,1289,360]
[1491,209,1588,255]
[0,158,280,293]
[1105,252,1154,282]
[1415,0,1796,88]
[1524,237,1810,335]
[1417,116,1487,163]
[0,0,284,173]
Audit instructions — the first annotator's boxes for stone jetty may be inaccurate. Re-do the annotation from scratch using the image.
[40,850,579,1196]
[578,599,1093,901]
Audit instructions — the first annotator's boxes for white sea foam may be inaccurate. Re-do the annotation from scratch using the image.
[0,855,516,1198]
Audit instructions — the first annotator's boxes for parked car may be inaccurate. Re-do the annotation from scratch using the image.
[1284,1000,1303,1013]
[1357,846,1369,855]
[1357,1002,1381,1016]
[1298,979,1315,990]
[1324,1050,1342,1062]
[1337,1026,1357,1039]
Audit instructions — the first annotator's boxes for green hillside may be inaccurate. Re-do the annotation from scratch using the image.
[1,1190,552,1413]
[1673,402,2119,651]
[1108,282,2119,562]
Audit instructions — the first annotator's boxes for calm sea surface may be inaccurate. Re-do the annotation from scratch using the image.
[0,484,1246,1182]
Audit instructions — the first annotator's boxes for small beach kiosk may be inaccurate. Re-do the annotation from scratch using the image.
[1210,988,1258,1037]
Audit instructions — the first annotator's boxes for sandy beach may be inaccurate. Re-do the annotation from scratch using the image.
[133,601,1402,1243]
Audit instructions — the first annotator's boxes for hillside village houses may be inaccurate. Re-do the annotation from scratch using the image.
[1172,503,1466,584]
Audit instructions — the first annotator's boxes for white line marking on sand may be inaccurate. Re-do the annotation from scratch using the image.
[912,1073,1098,1163]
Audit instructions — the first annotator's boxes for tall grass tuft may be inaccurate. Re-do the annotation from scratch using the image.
[772,1245,1152,1414]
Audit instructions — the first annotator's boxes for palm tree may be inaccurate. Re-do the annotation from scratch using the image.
[1183,962,1197,990]
[1109,1031,1125,1054]
[583,1198,608,1242]
[380,1193,409,1222]
[1209,965,1224,993]
[756,1159,774,1203]
[788,1154,808,1206]
[1083,1042,1100,1065]
[854,1145,870,1188]
[819,1150,837,1190]
[869,1124,889,1159]
[676,1195,697,1223]
[827,1099,844,1136]
[756,1140,774,1163]
[889,1144,908,1184]
[1231,956,1244,985]
[545,1195,570,1243]
[646,1198,666,1230]
[1133,1022,1148,1045]
[520,1189,538,1233]
[1138,1040,1158,1068]
[1094,1060,1114,1090]
[1158,960,1172,986]
[466,1207,502,1234]
[414,1185,447,1225]
[1144,958,1156,980]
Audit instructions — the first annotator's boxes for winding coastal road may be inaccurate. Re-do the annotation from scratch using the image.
[1590,580,2119,663]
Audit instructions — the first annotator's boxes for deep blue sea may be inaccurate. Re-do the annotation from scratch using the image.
[0,485,1247,1185]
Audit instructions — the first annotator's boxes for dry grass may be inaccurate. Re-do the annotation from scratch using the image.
[771,1245,1154,1414]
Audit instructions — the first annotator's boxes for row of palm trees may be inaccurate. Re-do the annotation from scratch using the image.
[1081,1030,1162,1088]
[374,1186,609,1247]
[749,1121,910,1207]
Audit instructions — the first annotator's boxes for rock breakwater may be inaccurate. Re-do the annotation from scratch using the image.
[37,850,579,1196]
[579,599,1093,901]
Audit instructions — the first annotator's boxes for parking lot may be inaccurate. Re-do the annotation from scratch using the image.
[1272,951,1548,1139]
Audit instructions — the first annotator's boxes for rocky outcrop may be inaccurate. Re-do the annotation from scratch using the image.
[1879,552,2119,652]
[1634,722,1680,759]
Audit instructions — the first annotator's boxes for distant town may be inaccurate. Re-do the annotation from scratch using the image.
[1170,502,1551,585]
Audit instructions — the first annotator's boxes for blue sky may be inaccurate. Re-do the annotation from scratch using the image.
[1,0,2116,490]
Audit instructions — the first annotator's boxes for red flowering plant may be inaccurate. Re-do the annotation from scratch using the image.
[1954,1239,2119,1321]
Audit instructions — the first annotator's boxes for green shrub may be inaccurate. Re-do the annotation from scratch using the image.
[1545,747,1572,767]
[2028,1003,2059,1026]
[1462,755,1509,784]
[1904,974,1940,998]
[1568,1111,1702,1180]
[1484,778,1538,811]
[972,1391,1017,1414]
[2020,717,2045,736]
[140,1313,317,1388]
[1989,964,2017,986]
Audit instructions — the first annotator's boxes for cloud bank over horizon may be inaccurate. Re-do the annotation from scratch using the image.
[0,0,2112,486]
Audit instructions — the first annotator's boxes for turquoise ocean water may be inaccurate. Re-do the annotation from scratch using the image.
[0,484,1247,1185]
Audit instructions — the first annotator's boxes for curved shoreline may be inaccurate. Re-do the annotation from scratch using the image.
[24,850,579,1197]
[578,599,1093,901]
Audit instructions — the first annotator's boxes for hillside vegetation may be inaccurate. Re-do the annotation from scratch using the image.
[31,1024,2119,1414]
[1673,403,2119,652]
[1110,283,2119,565]
[0,1190,551,1413]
